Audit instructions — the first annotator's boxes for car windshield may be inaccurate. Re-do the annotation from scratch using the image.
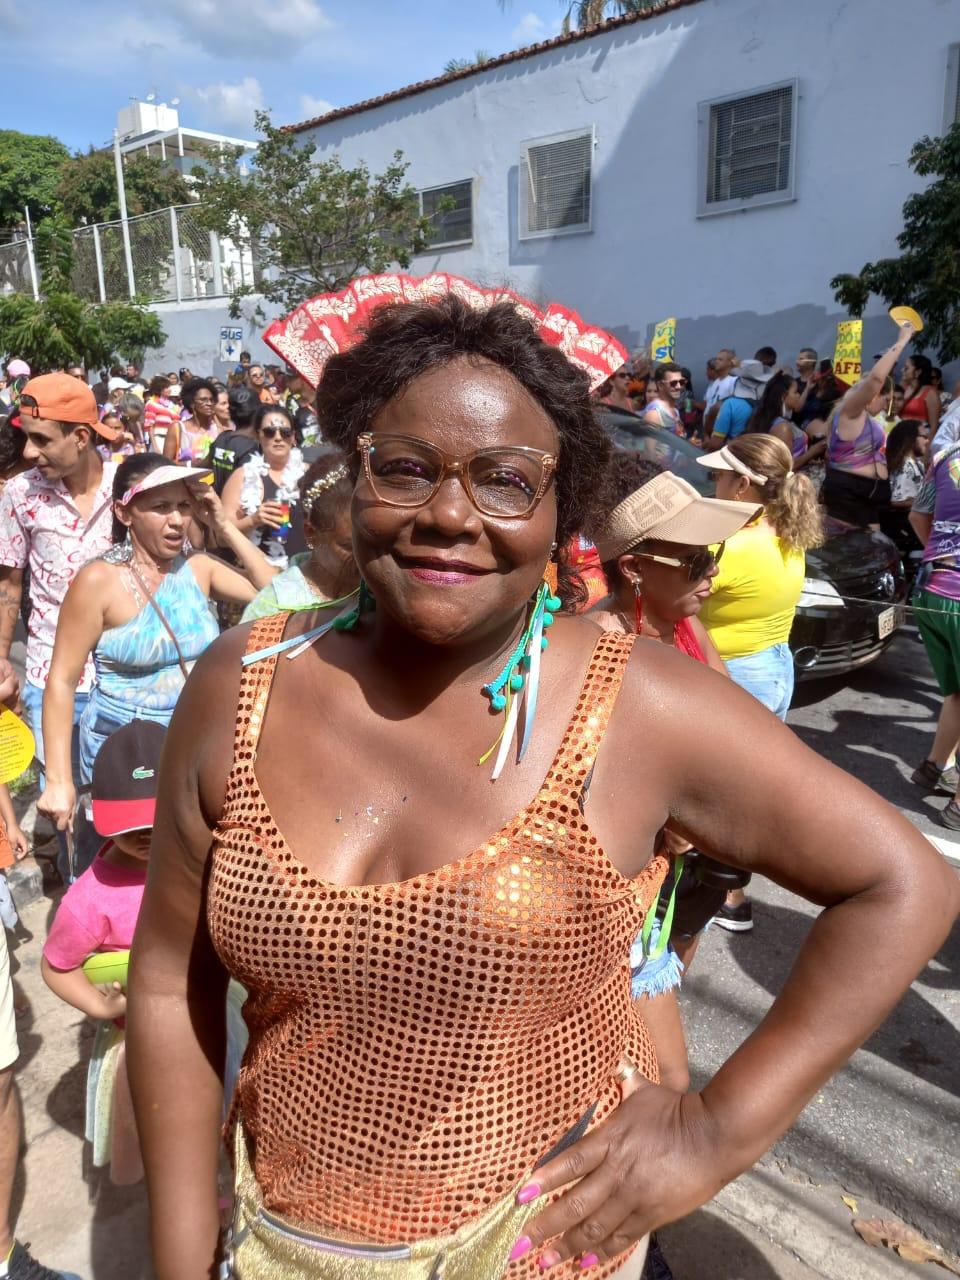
[595,407,715,495]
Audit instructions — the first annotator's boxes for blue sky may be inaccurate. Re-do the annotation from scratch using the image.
[3,0,564,151]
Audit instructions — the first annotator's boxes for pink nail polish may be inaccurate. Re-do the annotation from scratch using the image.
[579,1254,600,1270]
[517,1182,541,1205]
[510,1237,532,1262]
[537,1250,562,1270]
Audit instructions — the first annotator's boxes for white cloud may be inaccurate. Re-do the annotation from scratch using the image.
[512,12,546,44]
[160,0,334,57]
[187,76,265,135]
[298,93,336,120]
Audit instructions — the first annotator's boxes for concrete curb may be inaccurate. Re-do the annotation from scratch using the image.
[712,1164,940,1278]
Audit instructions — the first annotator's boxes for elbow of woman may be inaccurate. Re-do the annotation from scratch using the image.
[882,845,960,954]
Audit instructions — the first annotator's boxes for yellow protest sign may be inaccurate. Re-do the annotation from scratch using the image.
[833,320,862,387]
[650,318,677,364]
[0,710,34,784]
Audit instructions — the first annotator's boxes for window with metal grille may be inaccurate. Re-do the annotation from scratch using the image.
[420,180,473,248]
[698,81,798,216]
[519,128,593,239]
[944,45,960,132]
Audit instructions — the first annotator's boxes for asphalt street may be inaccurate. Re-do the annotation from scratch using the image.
[678,623,960,1258]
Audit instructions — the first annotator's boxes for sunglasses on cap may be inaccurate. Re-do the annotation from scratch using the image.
[634,544,724,581]
[260,425,293,439]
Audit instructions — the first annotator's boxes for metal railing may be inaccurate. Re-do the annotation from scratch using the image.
[0,205,256,304]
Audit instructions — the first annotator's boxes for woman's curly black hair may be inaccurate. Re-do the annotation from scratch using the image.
[590,451,665,593]
[315,295,612,565]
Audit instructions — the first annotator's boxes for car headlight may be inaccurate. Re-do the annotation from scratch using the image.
[797,578,844,609]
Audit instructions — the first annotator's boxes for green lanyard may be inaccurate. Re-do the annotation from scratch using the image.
[638,854,685,965]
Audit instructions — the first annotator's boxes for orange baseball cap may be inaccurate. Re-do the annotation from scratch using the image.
[18,372,120,441]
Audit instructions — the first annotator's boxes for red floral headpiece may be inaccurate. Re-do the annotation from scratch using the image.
[262,272,627,394]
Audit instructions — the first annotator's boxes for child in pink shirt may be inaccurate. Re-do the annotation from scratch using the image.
[41,720,164,1184]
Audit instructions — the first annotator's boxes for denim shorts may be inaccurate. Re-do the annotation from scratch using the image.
[725,642,794,722]
[78,688,173,785]
[630,919,684,999]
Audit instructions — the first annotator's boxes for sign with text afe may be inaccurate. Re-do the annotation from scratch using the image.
[832,320,862,387]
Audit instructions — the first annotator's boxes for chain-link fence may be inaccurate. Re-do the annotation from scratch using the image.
[4,205,243,305]
[0,237,37,297]
[70,225,100,301]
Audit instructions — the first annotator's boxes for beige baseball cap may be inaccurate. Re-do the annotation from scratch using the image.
[595,472,761,562]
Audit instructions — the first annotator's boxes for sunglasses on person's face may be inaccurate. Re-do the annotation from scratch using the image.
[635,544,724,581]
[663,378,687,388]
[260,425,293,439]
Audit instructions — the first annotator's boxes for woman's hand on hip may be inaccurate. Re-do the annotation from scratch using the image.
[517,1080,728,1271]
[37,780,77,832]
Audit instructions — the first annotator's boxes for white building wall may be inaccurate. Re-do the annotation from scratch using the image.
[297,0,959,379]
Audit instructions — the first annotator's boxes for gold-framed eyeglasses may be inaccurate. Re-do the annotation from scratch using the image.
[356,431,557,519]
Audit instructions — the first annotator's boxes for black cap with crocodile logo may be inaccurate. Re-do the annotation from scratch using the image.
[91,720,166,836]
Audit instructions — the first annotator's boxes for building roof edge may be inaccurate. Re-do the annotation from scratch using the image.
[283,0,704,133]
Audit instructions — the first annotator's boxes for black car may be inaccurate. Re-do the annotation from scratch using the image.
[595,408,907,681]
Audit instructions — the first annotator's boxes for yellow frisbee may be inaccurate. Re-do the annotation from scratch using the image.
[0,710,35,785]
[82,950,130,991]
[889,306,924,332]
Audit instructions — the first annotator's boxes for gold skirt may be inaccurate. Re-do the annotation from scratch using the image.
[228,1124,547,1280]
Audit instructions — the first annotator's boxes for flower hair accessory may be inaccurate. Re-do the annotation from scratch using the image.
[262,272,627,394]
[302,462,349,510]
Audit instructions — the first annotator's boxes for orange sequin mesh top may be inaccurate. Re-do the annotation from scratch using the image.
[208,614,667,1274]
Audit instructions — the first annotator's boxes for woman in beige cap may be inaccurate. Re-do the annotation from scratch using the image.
[589,459,764,1277]
[591,456,760,667]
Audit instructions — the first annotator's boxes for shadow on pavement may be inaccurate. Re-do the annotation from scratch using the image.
[86,1167,152,1280]
[48,1028,153,1279]
[659,1211,783,1279]
[721,899,959,1098]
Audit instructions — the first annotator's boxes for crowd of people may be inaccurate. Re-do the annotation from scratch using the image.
[598,335,960,538]
[0,283,953,1280]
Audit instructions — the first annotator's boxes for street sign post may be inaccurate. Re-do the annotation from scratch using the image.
[219,326,244,363]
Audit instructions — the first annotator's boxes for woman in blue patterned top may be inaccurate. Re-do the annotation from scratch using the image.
[38,455,276,835]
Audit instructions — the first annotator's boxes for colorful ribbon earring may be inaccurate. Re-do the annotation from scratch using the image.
[479,580,562,780]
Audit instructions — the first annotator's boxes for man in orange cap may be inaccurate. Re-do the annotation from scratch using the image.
[0,373,122,880]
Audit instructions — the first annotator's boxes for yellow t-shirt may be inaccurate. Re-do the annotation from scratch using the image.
[700,522,806,661]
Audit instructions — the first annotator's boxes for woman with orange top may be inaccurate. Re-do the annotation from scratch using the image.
[900,353,941,434]
[127,279,958,1280]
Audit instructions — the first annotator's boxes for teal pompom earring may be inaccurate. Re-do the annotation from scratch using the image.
[479,581,562,780]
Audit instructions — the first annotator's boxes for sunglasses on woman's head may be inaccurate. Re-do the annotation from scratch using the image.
[261,426,293,439]
[635,544,724,581]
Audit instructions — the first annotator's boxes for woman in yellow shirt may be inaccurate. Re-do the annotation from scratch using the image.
[697,435,823,715]
[697,435,824,929]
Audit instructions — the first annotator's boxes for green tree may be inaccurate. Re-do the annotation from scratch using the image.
[443,50,492,74]
[498,0,655,33]
[831,123,960,363]
[190,109,435,318]
[0,130,70,230]
[56,148,192,225]
[0,215,164,371]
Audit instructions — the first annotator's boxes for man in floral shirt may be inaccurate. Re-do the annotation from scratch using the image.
[0,374,121,877]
